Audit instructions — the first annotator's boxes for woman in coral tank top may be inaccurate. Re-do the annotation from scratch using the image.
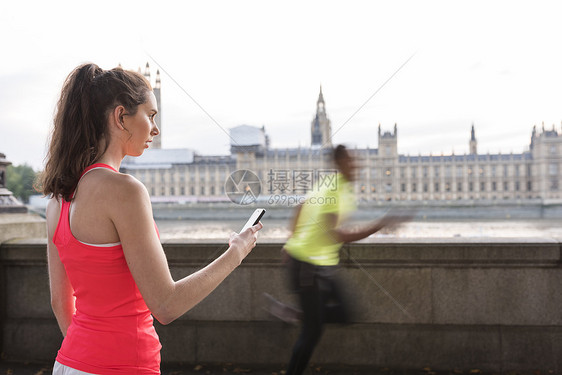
[40,63,262,375]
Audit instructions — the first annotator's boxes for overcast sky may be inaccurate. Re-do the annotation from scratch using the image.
[1,0,561,170]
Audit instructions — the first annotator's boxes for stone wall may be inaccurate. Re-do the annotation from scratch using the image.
[1,238,561,372]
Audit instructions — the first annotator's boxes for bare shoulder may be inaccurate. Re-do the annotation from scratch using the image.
[46,196,61,216]
[45,197,62,236]
[97,171,151,213]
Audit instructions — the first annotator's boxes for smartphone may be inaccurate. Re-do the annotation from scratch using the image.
[240,208,266,233]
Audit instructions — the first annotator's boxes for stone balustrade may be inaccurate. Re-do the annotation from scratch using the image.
[1,238,560,372]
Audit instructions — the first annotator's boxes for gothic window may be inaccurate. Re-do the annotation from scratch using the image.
[456,166,463,177]
[360,169,367,180]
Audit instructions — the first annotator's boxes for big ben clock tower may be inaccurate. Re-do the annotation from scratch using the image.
[311,86,332,148]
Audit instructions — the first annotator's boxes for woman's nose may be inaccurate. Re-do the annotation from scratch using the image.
[151,124,160,136]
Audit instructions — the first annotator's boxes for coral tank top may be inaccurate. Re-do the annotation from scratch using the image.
[53,163,161,374]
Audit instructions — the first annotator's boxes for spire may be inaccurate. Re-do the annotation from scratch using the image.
[316,85,325,114]
[144,62,151,81]
[317,85,324,104]
[155,69,161,89]
[469,123,477,155]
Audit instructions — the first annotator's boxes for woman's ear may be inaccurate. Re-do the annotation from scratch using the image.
[111,106,126,131]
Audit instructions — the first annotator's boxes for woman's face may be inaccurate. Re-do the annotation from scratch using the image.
[122,91,159,156]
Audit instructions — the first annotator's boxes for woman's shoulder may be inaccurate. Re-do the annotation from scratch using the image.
[104,170,149,199]
[82,168,150,206]
[45,197,62,233]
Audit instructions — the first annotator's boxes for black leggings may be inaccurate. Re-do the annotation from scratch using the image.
[286,257,350,375]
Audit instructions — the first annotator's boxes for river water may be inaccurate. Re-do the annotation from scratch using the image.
[155,217,562,241]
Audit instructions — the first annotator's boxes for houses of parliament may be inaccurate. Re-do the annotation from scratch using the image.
[121,64,562,204]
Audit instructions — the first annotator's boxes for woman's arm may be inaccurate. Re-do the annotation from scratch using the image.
[109,176,261,325]
[46,198,75,336]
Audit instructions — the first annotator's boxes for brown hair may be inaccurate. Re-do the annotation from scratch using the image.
[333,144,349,164]
[39,63,152,201]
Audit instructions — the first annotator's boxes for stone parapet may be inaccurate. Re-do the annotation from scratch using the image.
[0,214,45,243]
[1,238,561,372]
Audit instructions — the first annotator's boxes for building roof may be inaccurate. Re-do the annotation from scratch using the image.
[265,147,333,157]
[399,152,531,164]
[121,148,194,169]
[230,125,266,147]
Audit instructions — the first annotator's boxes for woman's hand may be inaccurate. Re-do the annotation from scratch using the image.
[229,222,263,265]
